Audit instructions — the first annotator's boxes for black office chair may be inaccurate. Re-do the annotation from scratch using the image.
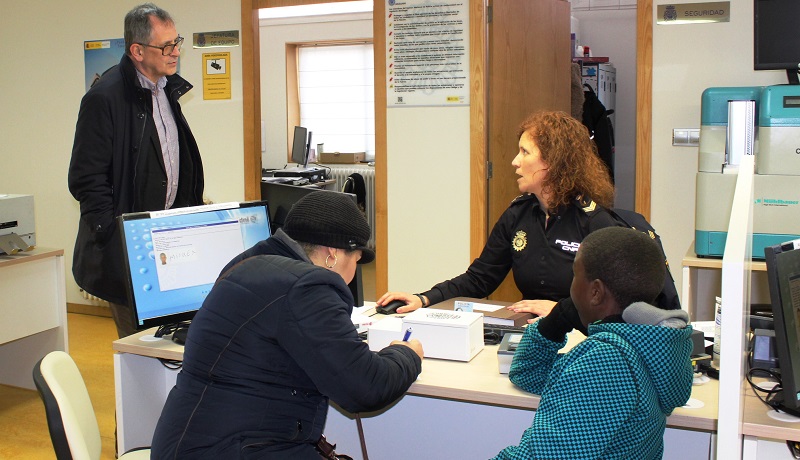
[342,173,367,215]
[32,351,150,460]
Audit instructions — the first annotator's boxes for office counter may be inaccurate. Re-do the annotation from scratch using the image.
[742,391,800,459]
[113,329,719,458]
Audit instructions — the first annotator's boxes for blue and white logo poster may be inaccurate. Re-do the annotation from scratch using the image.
[386,0,469,107]
[84,38,126,92]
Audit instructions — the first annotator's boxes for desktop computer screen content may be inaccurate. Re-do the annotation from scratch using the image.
[765,239,800,416]
[118,201,271,332]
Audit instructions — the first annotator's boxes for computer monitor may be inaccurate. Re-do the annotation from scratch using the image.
[291,126,310,167]
[118,201,271,335]
[764,238,800,416]
[754,0,800,84]
[260,181,364,307]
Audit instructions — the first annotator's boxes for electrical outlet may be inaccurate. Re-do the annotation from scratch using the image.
[673,128,700,147]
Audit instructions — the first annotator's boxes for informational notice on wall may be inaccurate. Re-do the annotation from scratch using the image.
[386,0,469,107]
[202,52,231,100]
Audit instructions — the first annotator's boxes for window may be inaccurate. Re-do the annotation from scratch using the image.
[296,43,375,161]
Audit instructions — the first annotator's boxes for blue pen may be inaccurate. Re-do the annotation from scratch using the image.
[402,327,412,341]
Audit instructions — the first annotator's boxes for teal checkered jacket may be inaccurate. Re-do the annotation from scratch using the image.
[493,309,694,459]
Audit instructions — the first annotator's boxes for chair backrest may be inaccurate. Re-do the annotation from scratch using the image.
[341,173,367,214]
[33,350,101,460]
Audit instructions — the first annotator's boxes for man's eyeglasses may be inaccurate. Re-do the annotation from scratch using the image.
[137,36,184,56]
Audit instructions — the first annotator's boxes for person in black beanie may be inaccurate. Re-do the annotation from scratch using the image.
[151,191,423,459]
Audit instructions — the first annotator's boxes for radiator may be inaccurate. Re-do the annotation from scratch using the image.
[325,165,376,249]
[80,288,108,305]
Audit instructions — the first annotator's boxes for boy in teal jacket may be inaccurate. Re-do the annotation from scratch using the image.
[494,227,694,459]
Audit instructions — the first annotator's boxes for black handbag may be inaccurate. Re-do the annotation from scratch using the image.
[315,435,353,460]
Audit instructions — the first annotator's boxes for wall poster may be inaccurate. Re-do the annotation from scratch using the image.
[84,38,125,92]
[386,0,469,107]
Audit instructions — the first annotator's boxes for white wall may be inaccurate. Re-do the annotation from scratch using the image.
[386,107,471,291]
[572,9,636,210]
[651,0,785,297]
[0,1,244,306]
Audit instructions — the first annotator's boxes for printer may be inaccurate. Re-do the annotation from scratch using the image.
[0,194,35,254]
[695,86,800,259]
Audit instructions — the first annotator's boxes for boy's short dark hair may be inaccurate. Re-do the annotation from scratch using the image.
[579,227,665,309]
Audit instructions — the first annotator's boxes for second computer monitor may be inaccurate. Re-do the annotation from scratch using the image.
[291,126,312,168]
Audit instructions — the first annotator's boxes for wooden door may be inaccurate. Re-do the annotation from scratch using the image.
[486,0,571,301]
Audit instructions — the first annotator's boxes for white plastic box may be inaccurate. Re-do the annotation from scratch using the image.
[403,308,484,361]
[367,317,405,352]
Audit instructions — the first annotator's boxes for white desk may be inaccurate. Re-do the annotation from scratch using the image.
[0,247,68,389]
[742,392,800,459]
[113,329,719,458]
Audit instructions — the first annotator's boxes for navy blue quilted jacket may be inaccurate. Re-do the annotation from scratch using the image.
[151,230,421,459]
[493,311,693,459]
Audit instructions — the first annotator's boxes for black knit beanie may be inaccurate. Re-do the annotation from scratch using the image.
[283,191,375,264]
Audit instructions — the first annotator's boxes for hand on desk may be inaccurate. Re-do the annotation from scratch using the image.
[376,291,423,314]
[390,339,424,360]
[507,299,557,322]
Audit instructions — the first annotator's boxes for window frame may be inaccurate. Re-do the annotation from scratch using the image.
[285,39,374,163]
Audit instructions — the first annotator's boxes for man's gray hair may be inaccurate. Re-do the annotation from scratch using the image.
[124,3,174,56]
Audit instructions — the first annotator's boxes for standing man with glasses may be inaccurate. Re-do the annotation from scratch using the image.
[68,3,204,338]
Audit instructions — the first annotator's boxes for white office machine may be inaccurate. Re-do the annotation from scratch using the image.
[695,85,800,259]
[0,194,35,255]
[368,309,484,362]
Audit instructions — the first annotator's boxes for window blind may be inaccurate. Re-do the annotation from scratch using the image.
[298,43,375,160]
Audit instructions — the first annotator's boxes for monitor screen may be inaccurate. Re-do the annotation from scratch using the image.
[764,238,800,416]
[260,182,357,233]
[118,201,271,332]
[754,0,800,79]
[291,126,309,167]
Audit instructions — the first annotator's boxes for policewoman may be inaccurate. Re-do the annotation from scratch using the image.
[377,110,620,319]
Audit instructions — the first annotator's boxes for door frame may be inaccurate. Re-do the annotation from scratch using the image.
[240,0,653,291]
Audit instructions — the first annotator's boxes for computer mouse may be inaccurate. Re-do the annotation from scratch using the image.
[375,299,406,315]
[171,327,188,345]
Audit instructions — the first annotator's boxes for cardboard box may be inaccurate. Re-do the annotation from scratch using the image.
[320,151,365,164]
[401,308,484,361]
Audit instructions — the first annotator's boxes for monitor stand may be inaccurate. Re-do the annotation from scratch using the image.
[147,321,191,343]
[349,265,364,308]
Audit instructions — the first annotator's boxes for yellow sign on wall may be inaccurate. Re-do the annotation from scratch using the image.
[202,52,231,100]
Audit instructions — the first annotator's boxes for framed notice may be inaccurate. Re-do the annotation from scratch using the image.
[202,52,231,100]
[386,0,469,107]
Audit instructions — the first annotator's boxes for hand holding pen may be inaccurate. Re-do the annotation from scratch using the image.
[391,328,423,359]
